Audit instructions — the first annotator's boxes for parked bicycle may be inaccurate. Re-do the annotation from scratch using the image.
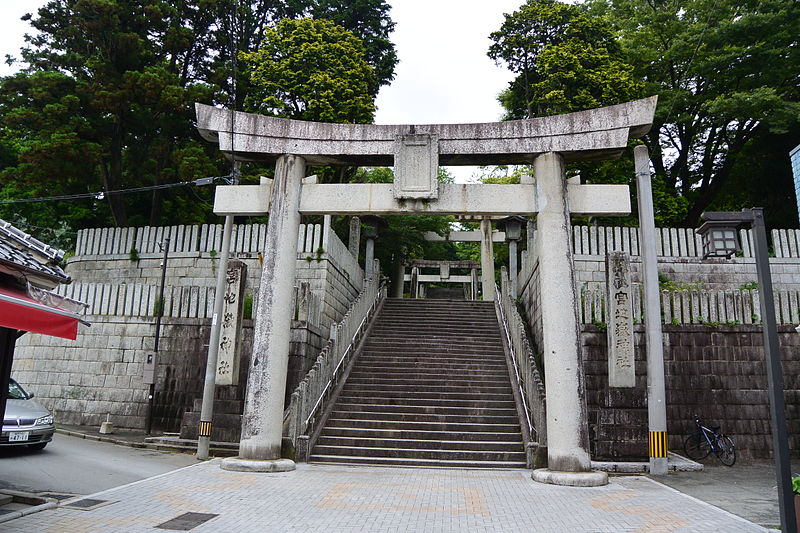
[683,414,736,466]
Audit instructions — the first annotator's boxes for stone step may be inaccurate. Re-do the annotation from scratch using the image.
[344,375,511,387]
[335,389,516,402]
[315,435,524,452]
[308,454,527,469]
[341,382,513,394]
[320,426,523,442]
[310,444,526,462]
[363,340,504,350]
[382,302,495,316]
[382,299,494,306]
[354,358,508,370]
[333,402,519,417]
[372,317,499,327]
[310,297,522,468]
[329,410,520,425]
[364,339,503,350]
[322,417,521,433]
[347,370,510,381]
[372,321,499,339]
[334,395,518,409]
[359,345,506,362]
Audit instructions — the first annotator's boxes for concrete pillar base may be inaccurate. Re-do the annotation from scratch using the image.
[532,468,608,487]
[220,457,296,473]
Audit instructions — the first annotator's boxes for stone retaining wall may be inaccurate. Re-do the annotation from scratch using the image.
[11,315,323,433]
[582,324,800,460]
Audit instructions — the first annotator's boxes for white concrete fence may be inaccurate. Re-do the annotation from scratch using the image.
[56,281,322,324]
[571,224,800,259]
[75,222,331,257]
[580,285,800,326]
[284,261,384,459]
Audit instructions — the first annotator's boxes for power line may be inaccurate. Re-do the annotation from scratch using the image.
[0,175,232,206]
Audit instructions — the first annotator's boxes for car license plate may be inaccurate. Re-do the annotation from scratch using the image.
[9,432,29,442]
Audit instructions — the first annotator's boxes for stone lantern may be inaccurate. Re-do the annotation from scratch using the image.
[361,215,387,279]
[497,216,527,298]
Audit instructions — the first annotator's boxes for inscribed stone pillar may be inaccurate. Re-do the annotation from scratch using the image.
[348,216,361,258]
[215,260,247,386]
[509,239,518,300]
[364,226,377,279]
[532,152,593,475]
[470,268,478,300]
[392,256,405,298]
[222,154,305,472]
[480,217,496,301]
[605,252,635,387]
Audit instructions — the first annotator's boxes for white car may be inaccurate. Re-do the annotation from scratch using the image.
[1,379,55,450]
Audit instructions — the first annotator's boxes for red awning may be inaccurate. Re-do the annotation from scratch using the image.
[0,285,82,340]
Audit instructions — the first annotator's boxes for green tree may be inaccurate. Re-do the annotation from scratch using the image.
[489,0,642,119]
[0,0,398,238]
[307,0,397,95]
[1,0,222,229]
[241,18,376,123]
[588,0,800,226]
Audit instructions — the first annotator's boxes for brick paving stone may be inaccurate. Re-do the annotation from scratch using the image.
[0,462,772,533]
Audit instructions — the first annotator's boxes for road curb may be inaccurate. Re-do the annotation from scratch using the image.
[55,428,237,456]
[0,490,58,524]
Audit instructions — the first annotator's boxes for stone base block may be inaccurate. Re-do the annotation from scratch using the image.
[220,457,296,473]
[532,468,608,487]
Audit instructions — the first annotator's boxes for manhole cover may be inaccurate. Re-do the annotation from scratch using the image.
[62,498,116,511]
[156,512,219,531]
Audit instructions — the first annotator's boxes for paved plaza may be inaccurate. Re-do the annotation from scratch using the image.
[2,461,772,532]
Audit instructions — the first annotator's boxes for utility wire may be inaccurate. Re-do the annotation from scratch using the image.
[0,175,233,205]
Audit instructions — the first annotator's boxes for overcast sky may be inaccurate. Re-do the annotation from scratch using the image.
[0,0,525,180]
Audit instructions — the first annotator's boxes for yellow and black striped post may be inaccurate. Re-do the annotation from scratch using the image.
[198,420,213,439]
[649,431,668,459]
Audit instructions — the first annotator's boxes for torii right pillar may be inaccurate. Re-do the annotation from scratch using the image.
[530,152,608,487]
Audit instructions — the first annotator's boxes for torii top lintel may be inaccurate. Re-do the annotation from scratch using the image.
[195,97,657,166]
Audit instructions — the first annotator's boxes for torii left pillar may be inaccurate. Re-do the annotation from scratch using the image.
[221,154,304,472]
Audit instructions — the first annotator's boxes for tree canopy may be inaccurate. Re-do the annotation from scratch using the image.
[488,0,642,119]
[0,0,398,240]
[242,18,376,123]
[587,0,800,226]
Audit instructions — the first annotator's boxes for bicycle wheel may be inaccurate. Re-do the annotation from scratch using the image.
[715,435,736,466]
[684,433,712,460]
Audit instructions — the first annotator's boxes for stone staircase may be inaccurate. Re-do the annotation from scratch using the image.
[310,299,527,468]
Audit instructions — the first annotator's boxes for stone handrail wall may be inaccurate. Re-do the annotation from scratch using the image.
[580,285,800,325]
[497,269,547,447]
[284,262,384,453]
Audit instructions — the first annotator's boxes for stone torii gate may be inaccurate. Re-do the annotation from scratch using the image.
[196,97,657,485]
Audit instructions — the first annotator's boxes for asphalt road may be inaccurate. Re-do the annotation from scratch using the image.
[0,432,198,496]
[656,459,800,529]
